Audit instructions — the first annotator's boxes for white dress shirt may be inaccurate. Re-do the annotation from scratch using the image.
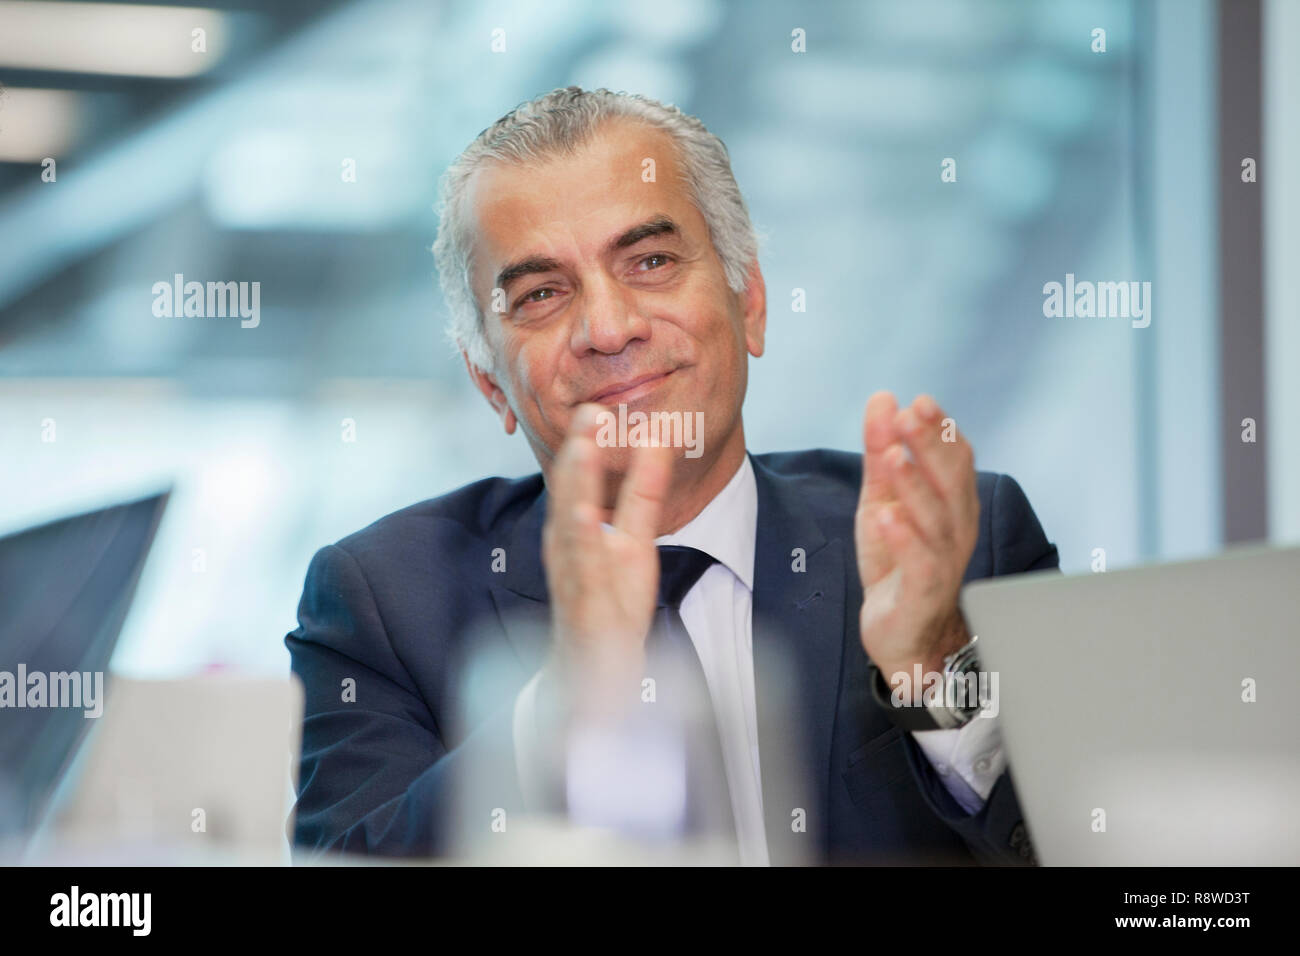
[513,452,1005,864]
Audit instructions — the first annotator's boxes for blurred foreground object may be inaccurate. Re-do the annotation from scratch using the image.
[965,544,1300,865]
[0,491,168,851]
[35,674,303,865]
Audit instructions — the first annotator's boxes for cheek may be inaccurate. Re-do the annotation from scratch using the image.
[674,280,732,344]
[508,338,568,426]
[697,297,747,370]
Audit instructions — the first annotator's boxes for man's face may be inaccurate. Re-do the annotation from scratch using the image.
[463,118,765,481]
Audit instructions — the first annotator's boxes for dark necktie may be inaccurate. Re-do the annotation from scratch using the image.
[645,545,737,847]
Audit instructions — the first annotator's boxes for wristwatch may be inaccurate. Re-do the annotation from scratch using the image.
[868,633,985,731]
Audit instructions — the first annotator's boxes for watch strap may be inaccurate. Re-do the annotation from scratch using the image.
[866,660,946,731]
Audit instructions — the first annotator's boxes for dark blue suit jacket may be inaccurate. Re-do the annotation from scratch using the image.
[285,449,1059,864]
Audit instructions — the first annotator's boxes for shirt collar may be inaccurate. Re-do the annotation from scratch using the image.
[652,453,756,592]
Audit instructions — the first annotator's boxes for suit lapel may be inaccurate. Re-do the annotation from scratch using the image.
[749,453,848,864]
[488,487,552,677]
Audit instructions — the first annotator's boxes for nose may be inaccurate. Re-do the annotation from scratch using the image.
[569,272,651,356]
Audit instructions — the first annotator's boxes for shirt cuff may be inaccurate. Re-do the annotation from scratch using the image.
[910,713,1005,814]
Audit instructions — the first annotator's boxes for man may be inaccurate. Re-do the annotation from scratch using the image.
[285,86,1058,865]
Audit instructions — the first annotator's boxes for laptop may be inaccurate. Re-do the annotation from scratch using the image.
[1,491,305,863]
[961,544,1300,865]
[0,490,170,847]
[46,674,304,862]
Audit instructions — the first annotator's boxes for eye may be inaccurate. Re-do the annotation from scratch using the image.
[635,253,674,272]
[517,287,559,308]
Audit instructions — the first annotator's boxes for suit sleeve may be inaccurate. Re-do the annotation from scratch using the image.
[285,543,523,859]
[898,472,1059,865]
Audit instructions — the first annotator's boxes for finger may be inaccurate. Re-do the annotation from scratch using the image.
[568,404,605,516]
[550,404,600,512]
[857,392,900,584]
[860,391,900,510]
[883,443,952,546]
[548,405,604,571]
[895,397,970,502]
[612,440,673,542]
[568,407,611,579]
[913,394,979,527]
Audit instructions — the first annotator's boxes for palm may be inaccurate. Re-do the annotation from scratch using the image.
[542,404,673,655]
[853,391,978,677]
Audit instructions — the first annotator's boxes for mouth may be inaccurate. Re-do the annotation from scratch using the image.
[585,369,676,405]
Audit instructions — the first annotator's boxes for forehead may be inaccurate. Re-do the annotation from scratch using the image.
[464,119,701,285]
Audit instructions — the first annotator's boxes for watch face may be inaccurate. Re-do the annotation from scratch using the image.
[942,652,984,719]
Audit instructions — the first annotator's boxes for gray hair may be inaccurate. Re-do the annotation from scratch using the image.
[432,86,760,373]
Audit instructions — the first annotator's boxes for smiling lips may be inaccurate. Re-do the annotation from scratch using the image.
[586,369,676,405]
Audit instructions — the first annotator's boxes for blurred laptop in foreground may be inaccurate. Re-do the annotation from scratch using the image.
[0,492,304,864]
[963,544,1300,866]
[0,491,170,848]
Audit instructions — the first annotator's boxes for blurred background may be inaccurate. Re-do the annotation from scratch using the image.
[0,0,1295,679]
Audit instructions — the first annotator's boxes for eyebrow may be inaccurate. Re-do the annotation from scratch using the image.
[611,214,679,251]
[493,215,681,291]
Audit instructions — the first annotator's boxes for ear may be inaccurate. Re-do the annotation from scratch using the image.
[740,258,766,358]
[463,351,518,435]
